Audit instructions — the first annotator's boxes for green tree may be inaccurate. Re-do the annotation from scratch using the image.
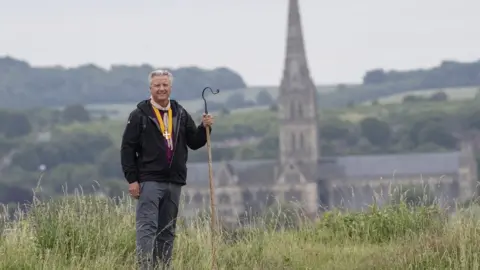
[62,104,90,123]
[225,93,247,109]
[429,91,448,102]
[359,117,391,147]
[465,109,480,130]
[12,132,113,171]
[0,110,32,138]
[255,90,274,106]
[417,122,456,149]
[46,164,99,194]
[320,118,352,141]
[97,147,122,179]
[408,115,444,146]
[0,182,33,204]
[402,95,425,103]
[363,69,386,84]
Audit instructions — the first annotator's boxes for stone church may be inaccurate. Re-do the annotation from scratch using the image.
[181,0,479,224]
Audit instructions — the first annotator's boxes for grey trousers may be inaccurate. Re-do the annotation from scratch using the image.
[136,181,182,270]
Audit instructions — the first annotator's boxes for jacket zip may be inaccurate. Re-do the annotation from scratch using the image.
[141,103,183,168]
[170,107,183,168]
[148,116,162,134]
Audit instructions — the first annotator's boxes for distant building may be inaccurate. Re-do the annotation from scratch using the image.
[181,0,479,225]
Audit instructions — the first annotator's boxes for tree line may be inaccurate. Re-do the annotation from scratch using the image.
[0,57,247,108]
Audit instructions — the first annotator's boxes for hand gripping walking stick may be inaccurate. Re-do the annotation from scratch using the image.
[201,86,220,270]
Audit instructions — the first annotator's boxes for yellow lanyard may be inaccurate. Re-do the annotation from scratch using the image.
[152,105,173,139]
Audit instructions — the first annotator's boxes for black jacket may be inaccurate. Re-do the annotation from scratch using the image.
[120,99,210,186]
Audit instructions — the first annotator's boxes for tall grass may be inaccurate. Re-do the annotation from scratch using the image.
[1,191,480,269]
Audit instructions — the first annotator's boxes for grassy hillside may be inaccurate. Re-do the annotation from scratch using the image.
[369,86,479,105]
[1,193,480,269]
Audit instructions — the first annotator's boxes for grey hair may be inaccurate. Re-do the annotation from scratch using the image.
[148,69,174,85]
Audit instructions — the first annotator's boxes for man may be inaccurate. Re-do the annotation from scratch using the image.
[120,69,213,269]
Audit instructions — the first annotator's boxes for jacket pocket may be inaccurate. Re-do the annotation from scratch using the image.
[140,134,162,163]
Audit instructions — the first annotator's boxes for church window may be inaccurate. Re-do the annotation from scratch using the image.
[289,101,303,119]
[291,133,296,151]
[256,190,268,203]
[265,192,276,206]
[451,181,460,197]
[242,190,260,215]
[219,209,233,217]
[299,132,305,149]
[256,190,275,206]
[284,172,301,184]
[217,169,230,186]
[242,190,253,202]
[289,60,301,85]
[333,187,345,206]
[218,194,231,204]
[297,102,303,117]
[290,101,295,119]
[193,193,203,204]
[285,189,303,202]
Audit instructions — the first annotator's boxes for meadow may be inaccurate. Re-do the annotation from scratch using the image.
[1,191,480,269]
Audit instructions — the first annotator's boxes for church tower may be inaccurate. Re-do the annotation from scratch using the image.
[278,0,320,165]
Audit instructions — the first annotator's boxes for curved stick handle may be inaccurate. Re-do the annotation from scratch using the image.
[201,87,220,114]
[201,86,220,270]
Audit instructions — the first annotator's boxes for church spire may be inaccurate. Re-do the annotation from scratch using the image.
[284,0,307,70]
[278,0,320,165]
[279,0,316,97]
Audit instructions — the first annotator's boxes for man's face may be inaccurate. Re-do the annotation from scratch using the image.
[150,75,171,103]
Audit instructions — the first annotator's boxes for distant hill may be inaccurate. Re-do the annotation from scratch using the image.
[317,59,480,108]
[0,56,247,108]
[1,56,480,111]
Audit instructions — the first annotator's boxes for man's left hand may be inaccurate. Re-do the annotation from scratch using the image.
[202,113,214,127]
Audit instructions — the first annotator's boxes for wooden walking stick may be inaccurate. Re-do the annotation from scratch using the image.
[201,86,220,270]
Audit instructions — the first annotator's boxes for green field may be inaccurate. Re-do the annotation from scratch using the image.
[2,193,480,269]
[367,86,479,105]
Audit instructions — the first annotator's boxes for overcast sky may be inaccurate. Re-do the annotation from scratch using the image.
[1,0,479,86]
